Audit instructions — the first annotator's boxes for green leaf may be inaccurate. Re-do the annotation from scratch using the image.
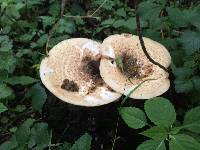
[183,106,200,134]
[138,1,162,28]
[40,16,56,29]
[0,35,13,52]
[167,7,187,27]
[56,19,76,34]
[115,8,126,17]
[28,123,50,150]
[144,97,176,127]
[115,56,124,71]
[179,31,200,55]
[141,126,168,140]
[174,79,193,93]
[136,140,166,150]
[27,83,47,112]
[101,18,115,26]
[0,136,18,150]
[169,134,200,150]
[15,119,35,145]
[70,133,92,150]
[119,107,147,129]
[0,103,8,113]
[5,76,38,85]
[0,84,13,99]
[13,105,26,112]
[0,52,16,73]
[170,126,184,135]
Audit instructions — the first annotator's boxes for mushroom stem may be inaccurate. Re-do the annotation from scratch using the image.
[134,0,169,73]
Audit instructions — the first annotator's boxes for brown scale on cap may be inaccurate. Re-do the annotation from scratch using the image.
[116,52,153,79]
[79,56,104,93]
[61,79,79,92]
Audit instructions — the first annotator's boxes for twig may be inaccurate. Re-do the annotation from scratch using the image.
[90,0,108,16]
[134,0,169,73]
[45,0,106,56]
[111,116,120,150]
[45,0,67,56]
[63,15,100,19]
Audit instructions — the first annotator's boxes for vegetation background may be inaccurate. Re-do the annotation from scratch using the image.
[0,0,200,149]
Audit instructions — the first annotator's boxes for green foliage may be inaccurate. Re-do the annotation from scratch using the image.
[0,103,7,113]
[119,97,200,150]
[169,134,200,150]
[183,106,200,133]
[136,140,166,150]
[119,107,147,129]
[26,83,47,112]
[70,133,92,150]
[144,97,176,127]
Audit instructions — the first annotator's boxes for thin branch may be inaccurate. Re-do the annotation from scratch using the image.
[134,0,169,73]
[45,0,105,56]
[90,0,108,16]
[45,0,66,56]
[63,15,100,19]
[111,116,120,150]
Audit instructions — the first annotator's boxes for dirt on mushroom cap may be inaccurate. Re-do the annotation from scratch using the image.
[100,33,171,99]
[40,38,121,106]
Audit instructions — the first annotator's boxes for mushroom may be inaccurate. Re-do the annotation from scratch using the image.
[100,34,171,99]
[40,38,121,106]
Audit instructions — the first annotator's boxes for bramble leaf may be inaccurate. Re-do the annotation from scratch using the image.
[183,106,200,134]
[141,126,168,140]
[169,134,200,150]
[70,133,92,150]
[137,139,166,150]
[144,97,176,127]
[119,107,147,129]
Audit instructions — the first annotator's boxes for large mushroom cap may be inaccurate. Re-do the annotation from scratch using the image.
[40,38,121,106]
[100,34,171,99]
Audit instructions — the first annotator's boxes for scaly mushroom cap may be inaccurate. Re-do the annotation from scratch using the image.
[40,38,121,106]
[100,34,171,99]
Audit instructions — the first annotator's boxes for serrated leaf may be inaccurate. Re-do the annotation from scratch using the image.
[70,133,92,150]
[138,1,162,28]
[0,136,18,150]
[56,19,76,34]
[40,16,56,29]
[15,119,35,145]
[172,67,194,80]
[5,76,38,85]
[0,84,13,99]
[174,79,193,93]
[136,139,166,150]
[29,123,50,149]
[144,97,176,127]
[49,35,70,48]
[101,19,115,26]
[167,7,187,27]
[183,106,200,134]
[141,126,168,140]
[179,31,200,55]
[13,105,26,112]
[0,35,13,52]
[115,8,126,17]
[169,134,200,150]
[0,103,8,113]
[0,52,16,73]
[27,83,47,112]
[119,107,147,129]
